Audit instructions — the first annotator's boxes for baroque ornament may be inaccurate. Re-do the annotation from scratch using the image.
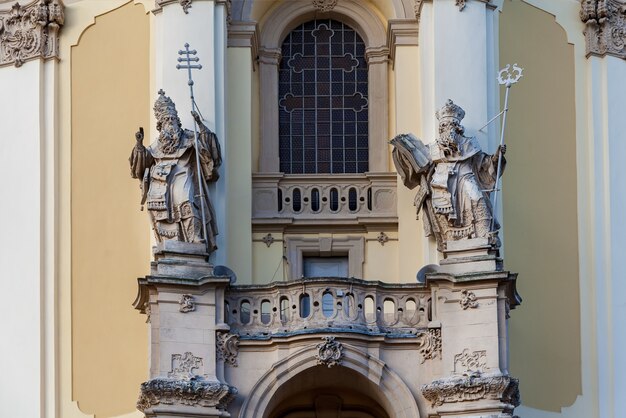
[581,0,626,59]
[454,348,487,376]
[0,0,64,67]
[456,0,466,11]
[137,377,237,411]
[460,289,479,310]
[421,374,520,408]
[312,0,338,12]
[316,336,343,367]
[216,331,240,367]
[179,294,196,313]
[416,328,442,363]
[168,352,203,380]
[390,100,507,252]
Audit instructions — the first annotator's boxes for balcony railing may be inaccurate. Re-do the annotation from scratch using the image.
[252,173,397,225]
[225,277,431,338]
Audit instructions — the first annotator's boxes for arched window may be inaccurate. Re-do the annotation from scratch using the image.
[278,19,369,174]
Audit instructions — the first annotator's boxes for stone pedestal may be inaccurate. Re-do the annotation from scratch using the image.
[134,249,237,417]
[423,249,521,418]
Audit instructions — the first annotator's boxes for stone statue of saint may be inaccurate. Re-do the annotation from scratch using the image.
[129,90,222,252]
[390,100,506,251]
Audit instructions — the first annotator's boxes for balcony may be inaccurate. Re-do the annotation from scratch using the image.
[251,173,398,226]
[225,277,431,339]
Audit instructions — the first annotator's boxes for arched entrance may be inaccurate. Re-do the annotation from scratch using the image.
[267,366,390,418]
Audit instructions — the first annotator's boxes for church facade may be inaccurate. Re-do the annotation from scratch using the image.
[0,0,624,417]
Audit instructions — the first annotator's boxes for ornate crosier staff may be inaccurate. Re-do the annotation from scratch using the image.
[480,63,524,232]
[177,43,210,253]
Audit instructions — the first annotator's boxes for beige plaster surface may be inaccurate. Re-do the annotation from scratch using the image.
[500,0,581,411]
[71,2,151,416]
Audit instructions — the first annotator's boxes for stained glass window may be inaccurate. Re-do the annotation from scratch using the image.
[279,19,369,174]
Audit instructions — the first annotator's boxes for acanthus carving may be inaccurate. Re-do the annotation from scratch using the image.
[316,336,343,367]
[312,0,338,12]
[460,289,479,310]
[421,374,520,408]
[416,328,442,363]
[137,377,237,411]
[179,294,196,313]
[581,0,626,59]
[454,348,487,376]
[0,0,64,67]
[216,331,239,367]
[168,352,203,380]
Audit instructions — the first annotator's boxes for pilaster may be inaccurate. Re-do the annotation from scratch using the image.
[258,47,282,173]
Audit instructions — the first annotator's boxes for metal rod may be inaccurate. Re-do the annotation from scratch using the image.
[178,43,210,254]
[490,84,511,232]
[478,109,506,132]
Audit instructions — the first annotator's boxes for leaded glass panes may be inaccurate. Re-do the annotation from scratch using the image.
[279,19,369,174]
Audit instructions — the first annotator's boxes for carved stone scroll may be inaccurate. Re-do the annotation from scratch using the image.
[581,0,626,59]
[137,377,237,411]
[454,348,487,375]
[0,0,64,67]
[316,336,343,367]
[168,352,203,380]
[416,328,442,363]
[179,294,196,313]
[217,332,240,367]
[421,374,520,408]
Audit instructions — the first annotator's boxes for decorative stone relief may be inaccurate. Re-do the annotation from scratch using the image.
[137,377,237,411]
[377,232,389,246]
[456,0,467,11]
[179,294,196,313]
[460,289,479,310]
[216,331,239,367]
[0,0,64,67]
[261,233,275,247]
[312,0,338,12]
[581,0,626,59]
[416,328,442,363]
[144,303,151,324]
[414,0,423,18]
[421,374,520,408]
[168,352,203,379]
[316,336,343,367]
[454,348,487,376]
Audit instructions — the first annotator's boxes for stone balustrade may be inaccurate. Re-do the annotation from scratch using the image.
[225,277,431,338]
[251,173,397,224]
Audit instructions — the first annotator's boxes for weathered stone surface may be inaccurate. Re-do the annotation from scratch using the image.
[137,377,237,411]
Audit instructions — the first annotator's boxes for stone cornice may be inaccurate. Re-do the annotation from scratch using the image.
[258,47,281,66]
[421,373,520,409]
[387,19,419,65]
[0,0,64,67]
[581,0,626,59]
[228,20,259,62]
[365,46,390,64]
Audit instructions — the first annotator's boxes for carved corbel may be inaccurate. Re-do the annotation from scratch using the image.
[581,0,626,58]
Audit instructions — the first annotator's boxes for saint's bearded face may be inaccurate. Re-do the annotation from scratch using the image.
[158,113,182,154]
[437,119,462,156]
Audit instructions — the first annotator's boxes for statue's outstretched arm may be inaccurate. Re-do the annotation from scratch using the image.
[129,127,153,179]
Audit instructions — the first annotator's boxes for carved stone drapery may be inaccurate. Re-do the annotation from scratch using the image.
[137,377,237,411]
[216,332,240,366]
[416,328,442,363]
[581,0,626,59]
[0,0,64,67]
[421,374,520,408]
[316,336,343,367]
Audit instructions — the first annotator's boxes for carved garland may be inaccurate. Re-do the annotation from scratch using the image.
[416,328,442,363]
[0,0,64,67]
[421,374,520,408]
[216,331,240,367]
[581,0,626,59]
[137,377,237,411]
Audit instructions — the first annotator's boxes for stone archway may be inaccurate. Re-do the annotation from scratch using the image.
[238,342,420,418]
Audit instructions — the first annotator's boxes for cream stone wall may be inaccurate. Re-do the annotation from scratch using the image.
[70,2,151,416]
[499,0,581,412]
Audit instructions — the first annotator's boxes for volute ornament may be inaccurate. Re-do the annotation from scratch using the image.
[0,0,64,67]
[416,328,442,363]
[216,331,240,367]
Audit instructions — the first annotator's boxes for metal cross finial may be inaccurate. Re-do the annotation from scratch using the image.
[497,63,523,87]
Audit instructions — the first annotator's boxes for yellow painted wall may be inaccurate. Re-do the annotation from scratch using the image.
[71,2,150,416]
[500,0,581,411]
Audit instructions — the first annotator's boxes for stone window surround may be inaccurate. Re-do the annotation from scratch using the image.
[257,0,390,173]
[285,236,365,280]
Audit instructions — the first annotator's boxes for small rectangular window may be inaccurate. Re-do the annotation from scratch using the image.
[303,256,349,277]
